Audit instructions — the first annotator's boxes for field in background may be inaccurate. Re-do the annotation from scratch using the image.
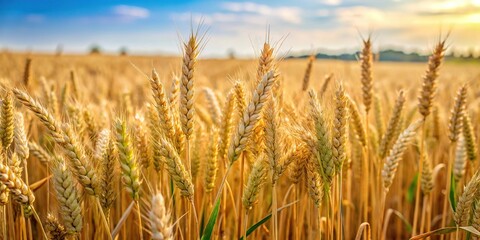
[1,49,480,240]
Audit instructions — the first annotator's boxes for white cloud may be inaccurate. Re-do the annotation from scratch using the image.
[221,2,302,24]
[335,6,386,26]
[319,0,342,6]
[112,5,150,20]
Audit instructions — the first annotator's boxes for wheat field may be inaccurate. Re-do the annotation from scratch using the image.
[0,33,479,240]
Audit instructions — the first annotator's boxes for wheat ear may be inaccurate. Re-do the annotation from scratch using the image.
[28,142,52,164]
[332,84,348,171]
[97,129,117,213]
[218,89,236,160]
[454,171,480,226]
[51,159,83,234]
[45,213,69,240]
[114,118,141,200]
[0,92,14,151]
[379,90,405,158]
[360,36,373,112]
[242,158,268,210]
[418,40,446,119]
[382,120,422,191]
[302,54,315,91]
[346,95,367,146]
[180,33,199,139]
[204,129,219,193]
[150,69,176,146]
[463,114,477,162]
[204,88,222,126]
[227,70,278,164]
[448,84,467,143]
[420,152,434,194]
[0,160,34,206]
[309,90,334,186]
[149,193,173,240]
[14,112,29,161]
[158,137,194,198]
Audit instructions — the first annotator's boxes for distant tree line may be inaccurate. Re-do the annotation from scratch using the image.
[288,49,480,62]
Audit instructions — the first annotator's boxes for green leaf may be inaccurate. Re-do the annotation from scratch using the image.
[389,209,412,233]
[200,207,206,237]
[238,200,299,240]
[407,172,418,203]
[201,198,221,240]
[450,173,457,212]
[239,214,272,240]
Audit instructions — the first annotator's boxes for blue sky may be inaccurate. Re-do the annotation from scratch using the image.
[1,0,479,57]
